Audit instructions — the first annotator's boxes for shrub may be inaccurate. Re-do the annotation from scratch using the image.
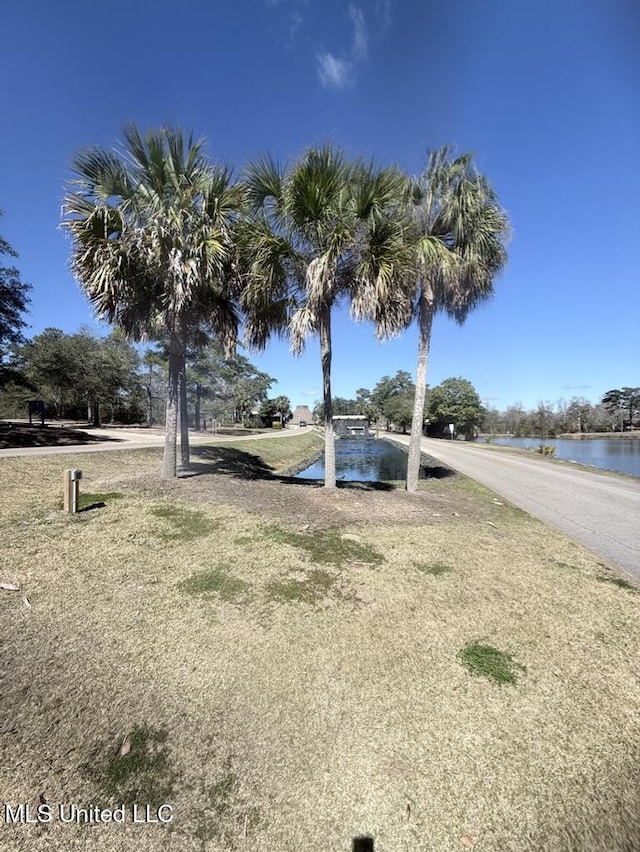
[529,444,556,456]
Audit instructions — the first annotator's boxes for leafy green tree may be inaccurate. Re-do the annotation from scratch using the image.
[260,395,291,427]
[531,401,556,439]
[354,387,377,421]
[20,328,78,418]
[0,213,32,387]
[313,397,363,421]
[184,342,275,427]
[384,390,415,434]
[241,145,410,488]
[17,328,143,423]
[371,371,417,432]
[62,124,243,478]
[622,388,640,428]
[403,147,510,489]
[427,377,483,439]
[600,388,640,431]
[271,394,292,427]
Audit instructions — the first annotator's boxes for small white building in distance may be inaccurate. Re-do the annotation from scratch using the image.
[290,405,313,426]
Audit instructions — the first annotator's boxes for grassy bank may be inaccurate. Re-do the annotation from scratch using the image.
[1,433,639,851]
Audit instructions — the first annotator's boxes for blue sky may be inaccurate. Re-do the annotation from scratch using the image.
[1,0,638,411]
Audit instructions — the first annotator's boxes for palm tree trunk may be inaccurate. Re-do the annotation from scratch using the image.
[406,286,434,493]
[163,331,181,479]
[319,305,336,489]
[179,354,189,467]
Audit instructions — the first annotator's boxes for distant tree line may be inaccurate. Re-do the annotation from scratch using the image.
[313,378,640,439]
[0,328,279,430]
[482,388,640,437]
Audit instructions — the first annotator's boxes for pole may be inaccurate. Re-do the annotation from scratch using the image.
[63,469,82,514]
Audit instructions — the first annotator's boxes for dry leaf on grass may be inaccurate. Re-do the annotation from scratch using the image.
[23,596,31,608]
[0,582,20,591]
[119,737,131,757]
[487,522,498,528]
[459,833,475,848]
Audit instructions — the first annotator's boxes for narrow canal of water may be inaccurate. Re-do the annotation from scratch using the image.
[295,438,418,482]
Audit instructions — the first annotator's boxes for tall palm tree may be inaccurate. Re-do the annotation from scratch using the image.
[404,147,510,492]
[62,124,242,478]
[240,145,410,488]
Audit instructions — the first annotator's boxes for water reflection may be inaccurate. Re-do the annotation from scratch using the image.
[295,438,417,482]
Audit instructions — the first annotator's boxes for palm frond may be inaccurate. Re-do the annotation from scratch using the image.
[244,155,285,218]
[288,305,318,355]
[62,123,242,348]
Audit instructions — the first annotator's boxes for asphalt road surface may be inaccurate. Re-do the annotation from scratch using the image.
[387,434,640,581]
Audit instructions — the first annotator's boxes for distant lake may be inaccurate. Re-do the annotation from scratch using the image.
[476,437,640,477]
[295,438,417,482]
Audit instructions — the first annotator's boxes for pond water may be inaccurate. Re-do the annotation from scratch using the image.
[295,438,418,482]
[476,436,640,477]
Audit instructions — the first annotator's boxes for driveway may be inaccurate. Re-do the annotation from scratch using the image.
[386,434,640,581]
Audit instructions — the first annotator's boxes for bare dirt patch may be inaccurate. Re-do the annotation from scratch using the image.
[120,438,500,530]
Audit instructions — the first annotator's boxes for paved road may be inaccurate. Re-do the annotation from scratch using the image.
[386,434,640,580]
[0,425,304,459]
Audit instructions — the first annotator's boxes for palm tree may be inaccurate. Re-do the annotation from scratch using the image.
[240,145,410,488]
[62,124,242,478]
[404,147,510,492]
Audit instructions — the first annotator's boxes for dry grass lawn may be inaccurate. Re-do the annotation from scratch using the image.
[1,435,639,852]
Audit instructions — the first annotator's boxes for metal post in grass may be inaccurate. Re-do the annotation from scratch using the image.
[63,469,82,514]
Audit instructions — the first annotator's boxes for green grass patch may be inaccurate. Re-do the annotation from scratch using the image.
[151,503,218,541]
[87,724,176,808]
[413,560,453,576]
[597,575,638,593]
[56,491,125,511]
[266,569,338,604]
[233,535,253,545]
[263,524,383,567]
[458,642,526,685]
[202,429,324,474]
[195,761,261,842]
[79,491,124,507]
[179,569,249,602]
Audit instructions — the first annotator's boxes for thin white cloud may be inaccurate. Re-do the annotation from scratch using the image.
[562,384,592,390]
[349,5,368,61]
[375,0,392,29]
[316,5,368,89]
[288,10,303,45]
[317,52,350,89]
[302,389,319,396]
[266,0,308,48]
